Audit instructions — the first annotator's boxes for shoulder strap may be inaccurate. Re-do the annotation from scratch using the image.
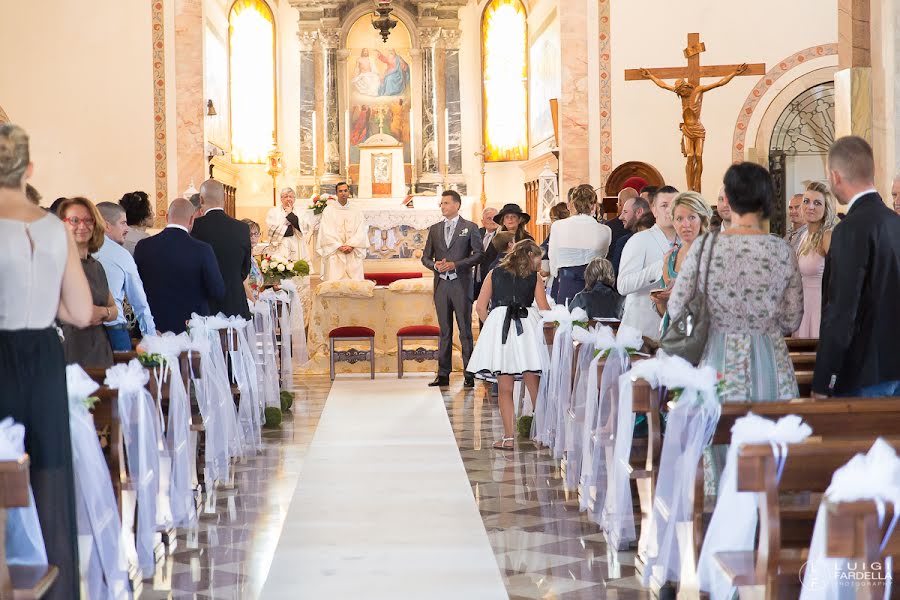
[700,232,719,297]
[689,233,711,299]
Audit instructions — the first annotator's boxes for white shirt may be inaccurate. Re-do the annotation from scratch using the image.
[548,214,612,277]
[165,224,190,234]
[847,188,878,212]
[203,207,225,216]
[616,224,673,340]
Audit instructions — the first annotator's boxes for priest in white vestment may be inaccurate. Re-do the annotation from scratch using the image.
[616,187,678,340]
[265,187,309,262]
[317,182,368,281]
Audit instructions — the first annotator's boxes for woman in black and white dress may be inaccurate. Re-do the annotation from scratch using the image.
[0,123,94,599]
[468,240,550,450]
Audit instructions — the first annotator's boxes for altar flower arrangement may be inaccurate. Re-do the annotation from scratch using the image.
[309,194,329,215]
[260,254,310,285]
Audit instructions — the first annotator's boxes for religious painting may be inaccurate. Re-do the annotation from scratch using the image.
[482,0,528,162]
[365,225,427,260]
[346,16,412,165]
[529,16,560,147]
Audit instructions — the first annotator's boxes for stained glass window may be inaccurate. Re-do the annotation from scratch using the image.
[229,0,275,164]
[482,0,528,162]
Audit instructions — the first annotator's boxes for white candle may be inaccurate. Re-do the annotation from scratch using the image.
[409,114,415,168]
[311,110,317,171]
[344,109,350,173]
[444,108,450,169]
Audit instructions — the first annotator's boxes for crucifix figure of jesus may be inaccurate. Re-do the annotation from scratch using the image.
[626,33,765,192]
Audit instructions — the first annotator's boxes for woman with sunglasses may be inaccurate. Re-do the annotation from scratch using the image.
[56,197,117,368]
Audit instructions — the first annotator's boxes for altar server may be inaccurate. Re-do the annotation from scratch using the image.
[317,182,368,281]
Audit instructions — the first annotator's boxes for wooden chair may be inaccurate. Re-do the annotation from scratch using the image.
[395,325,440,379]
[0,456,58,600]
[715,437,900,599]
[328,326,376,381]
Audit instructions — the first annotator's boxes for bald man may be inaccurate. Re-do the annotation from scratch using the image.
[134,198,225,333]
[603,186,636,248]
[192,179,252,319]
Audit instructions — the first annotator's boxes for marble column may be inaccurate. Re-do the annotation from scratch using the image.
[298,30,318,181]
[174,0,205,206]
[319,28,341,180]
[558,0,590,195]
[442,28,463,175]
[419,28,441,178]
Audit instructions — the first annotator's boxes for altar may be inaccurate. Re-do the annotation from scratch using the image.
[299,194,478,274]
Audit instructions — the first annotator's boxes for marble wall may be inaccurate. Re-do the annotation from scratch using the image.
[175,0,206,201]
[558,0,590,194]
[444,31,463,174]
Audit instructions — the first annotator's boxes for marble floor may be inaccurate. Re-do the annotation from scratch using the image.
[141,373,648,599]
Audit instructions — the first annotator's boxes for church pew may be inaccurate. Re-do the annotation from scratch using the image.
[715,437,900,599]
[785,337,818,353]
[674,397,900,597]
[0,456,59,600]
[823,498,900,591]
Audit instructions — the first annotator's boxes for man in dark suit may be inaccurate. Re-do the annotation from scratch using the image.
[422,190,484,388]
[191,179,252,319]
[474,206,499,301]
[812,136,900,398]
[134,198,225,333]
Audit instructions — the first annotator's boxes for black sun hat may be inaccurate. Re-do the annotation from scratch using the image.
[493,203,531,226]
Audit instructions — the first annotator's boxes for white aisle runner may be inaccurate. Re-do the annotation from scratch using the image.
[260,377,508,599]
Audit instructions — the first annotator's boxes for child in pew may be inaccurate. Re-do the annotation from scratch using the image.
[467,240,551,450]
[569,257,624,319]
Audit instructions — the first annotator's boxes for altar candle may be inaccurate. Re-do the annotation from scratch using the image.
[344,109,350,173]
[444,108,450,169]
[409,115,415,168]
[311,110,317,171]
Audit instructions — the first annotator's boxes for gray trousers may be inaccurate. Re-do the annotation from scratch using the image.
[434,277,474,377]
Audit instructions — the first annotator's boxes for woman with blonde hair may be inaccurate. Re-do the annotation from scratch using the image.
[467,239,551,450]
[56,196,118,368]
[793,181,837,338]
[652,191,713,333]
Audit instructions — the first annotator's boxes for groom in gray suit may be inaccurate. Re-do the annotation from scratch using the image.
[422,190,484,388]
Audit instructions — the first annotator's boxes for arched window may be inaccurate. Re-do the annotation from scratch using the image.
[229,0,276,164]
[481,0,528,162]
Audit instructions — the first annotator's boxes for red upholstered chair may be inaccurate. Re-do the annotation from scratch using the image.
[328,326,376,381]
[364,272,423,287]
[396,325,441,378]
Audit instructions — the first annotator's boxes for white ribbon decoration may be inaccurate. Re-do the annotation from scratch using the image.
[697,413,812,599]
[603,353,668,550]
[280,278,310,372]
[534,306,588,453]
[139,333,197,528]
[186,314,240,484]
[104,359,165,575]
[252,301,281,410]
[800,438,900,600]
[224,316,263,453]
[66,365,133,600]
[642,354,721,587]
[0,417,48,567]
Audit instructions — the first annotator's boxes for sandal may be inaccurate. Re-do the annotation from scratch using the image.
[492,437,515,451]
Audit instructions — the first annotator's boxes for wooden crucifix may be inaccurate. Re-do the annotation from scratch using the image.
[625,33,765,192]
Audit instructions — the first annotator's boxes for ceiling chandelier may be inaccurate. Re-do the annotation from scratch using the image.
[372,0,397,43]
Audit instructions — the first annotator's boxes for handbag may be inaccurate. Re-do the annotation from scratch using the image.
[660,231,718,365]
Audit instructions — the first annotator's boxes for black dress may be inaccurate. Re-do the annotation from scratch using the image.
[0,214,80,600]
[60,256,113,369]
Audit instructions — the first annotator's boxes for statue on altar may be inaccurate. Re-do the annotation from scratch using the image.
[317,182,369,281]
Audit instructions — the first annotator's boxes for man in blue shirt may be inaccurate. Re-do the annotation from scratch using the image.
[95,202,157,350]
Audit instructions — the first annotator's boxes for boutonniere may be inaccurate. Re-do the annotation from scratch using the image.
[459,228,469,236]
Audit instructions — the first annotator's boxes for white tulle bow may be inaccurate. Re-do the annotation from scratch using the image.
[140,332,191,358]
[0,417,25,457]
[540,305,588,327]
[104,359,150,393]
[66,363,99,403]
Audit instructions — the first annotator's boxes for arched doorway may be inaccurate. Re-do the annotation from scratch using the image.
[604,161,664,197]
[767,82,835,236]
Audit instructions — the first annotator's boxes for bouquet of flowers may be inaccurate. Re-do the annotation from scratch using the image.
[309,194,328,215]
[260,255,310,286]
